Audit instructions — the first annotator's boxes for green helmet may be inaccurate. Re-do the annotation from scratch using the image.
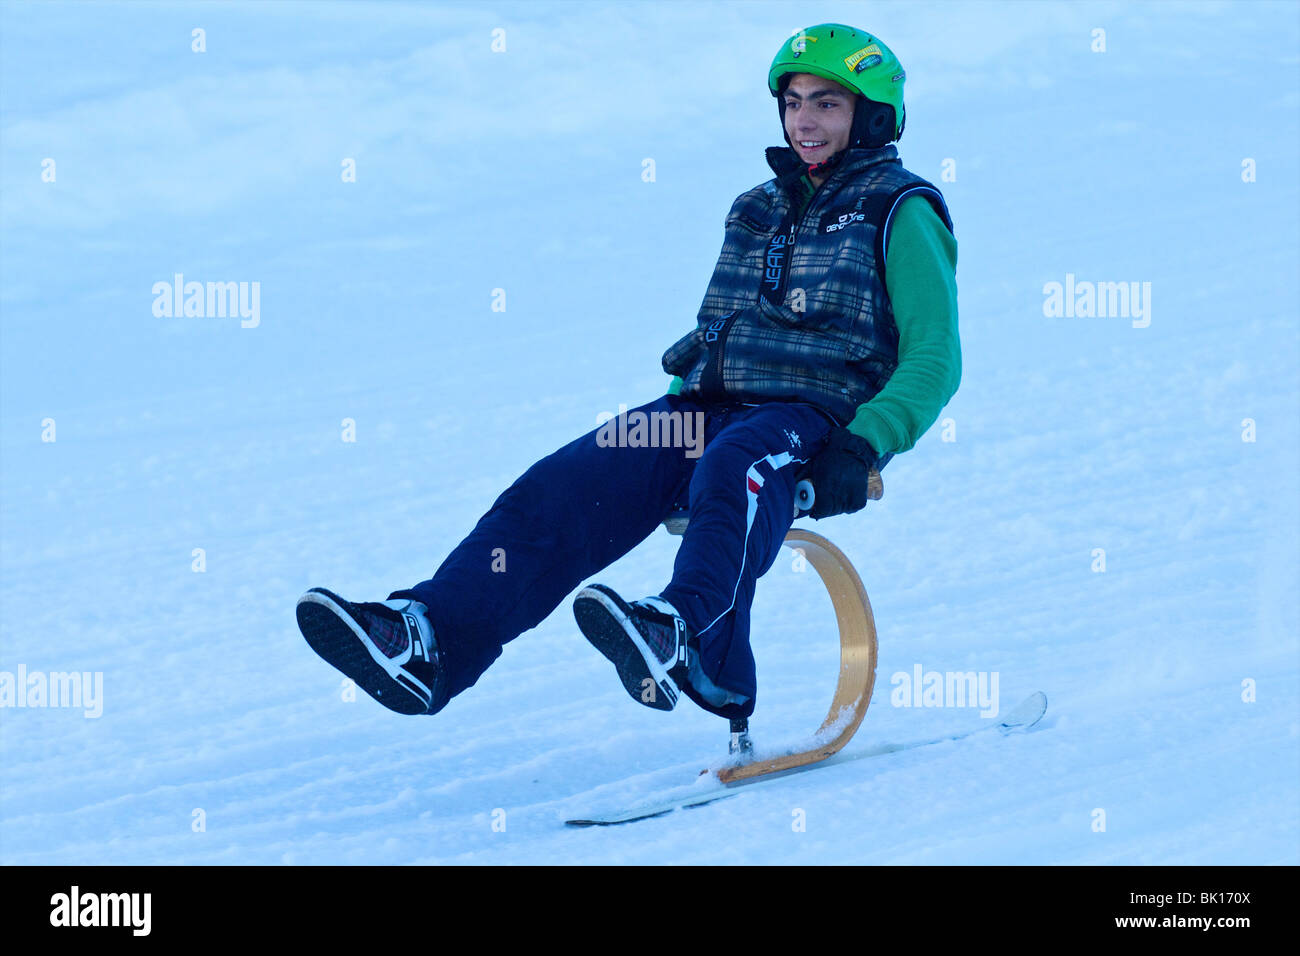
[768,23,906,147]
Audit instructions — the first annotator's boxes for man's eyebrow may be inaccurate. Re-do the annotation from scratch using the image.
[782,88,849,101]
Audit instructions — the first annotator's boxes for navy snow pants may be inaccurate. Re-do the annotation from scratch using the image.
[387,394,838,719]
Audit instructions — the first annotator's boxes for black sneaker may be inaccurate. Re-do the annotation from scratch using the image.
[296,588,446,715]
[573,584,689,711]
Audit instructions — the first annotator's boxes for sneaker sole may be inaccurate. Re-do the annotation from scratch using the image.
[573,585,678,712]
[296,588,431,715]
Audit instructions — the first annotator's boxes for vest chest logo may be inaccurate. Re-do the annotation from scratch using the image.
[821,196,871,234]
[824,211,867,233]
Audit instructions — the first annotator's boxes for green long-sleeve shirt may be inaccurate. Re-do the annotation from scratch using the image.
[668,193,960,457]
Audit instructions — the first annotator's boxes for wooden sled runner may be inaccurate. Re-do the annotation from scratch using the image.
[663,469,882,784]
[717,527,878,782]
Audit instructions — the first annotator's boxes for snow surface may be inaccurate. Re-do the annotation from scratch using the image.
[1,0,1297,865]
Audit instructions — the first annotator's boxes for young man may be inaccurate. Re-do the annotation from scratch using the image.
[296,24,959,726]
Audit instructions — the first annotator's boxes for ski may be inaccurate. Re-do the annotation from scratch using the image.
[564,691,1047,827]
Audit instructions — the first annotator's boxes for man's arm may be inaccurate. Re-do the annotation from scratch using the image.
[846,195,960,456]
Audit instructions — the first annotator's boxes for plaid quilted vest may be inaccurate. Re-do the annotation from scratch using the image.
[662,144,953,425]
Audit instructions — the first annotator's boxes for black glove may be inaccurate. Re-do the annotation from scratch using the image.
[805,427,878,519]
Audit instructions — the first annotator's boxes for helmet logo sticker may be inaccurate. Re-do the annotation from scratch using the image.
[843,44,882,73]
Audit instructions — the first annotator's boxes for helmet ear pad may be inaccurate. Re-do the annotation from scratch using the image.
[849,96,898,148]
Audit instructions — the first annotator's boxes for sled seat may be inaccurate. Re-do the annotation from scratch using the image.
[661,475,880,783]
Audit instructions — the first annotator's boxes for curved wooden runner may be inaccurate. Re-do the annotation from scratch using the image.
[715,528,878,783]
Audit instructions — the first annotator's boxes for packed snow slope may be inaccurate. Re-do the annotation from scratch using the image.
[2,1,1297,864]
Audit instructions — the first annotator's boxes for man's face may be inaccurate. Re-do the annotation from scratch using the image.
[781,73,857,163]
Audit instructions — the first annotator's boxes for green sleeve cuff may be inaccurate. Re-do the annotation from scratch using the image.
[846,405,903,456]
[668,375,683,396]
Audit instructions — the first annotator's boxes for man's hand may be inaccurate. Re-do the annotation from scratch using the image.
[805,427,879,519]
